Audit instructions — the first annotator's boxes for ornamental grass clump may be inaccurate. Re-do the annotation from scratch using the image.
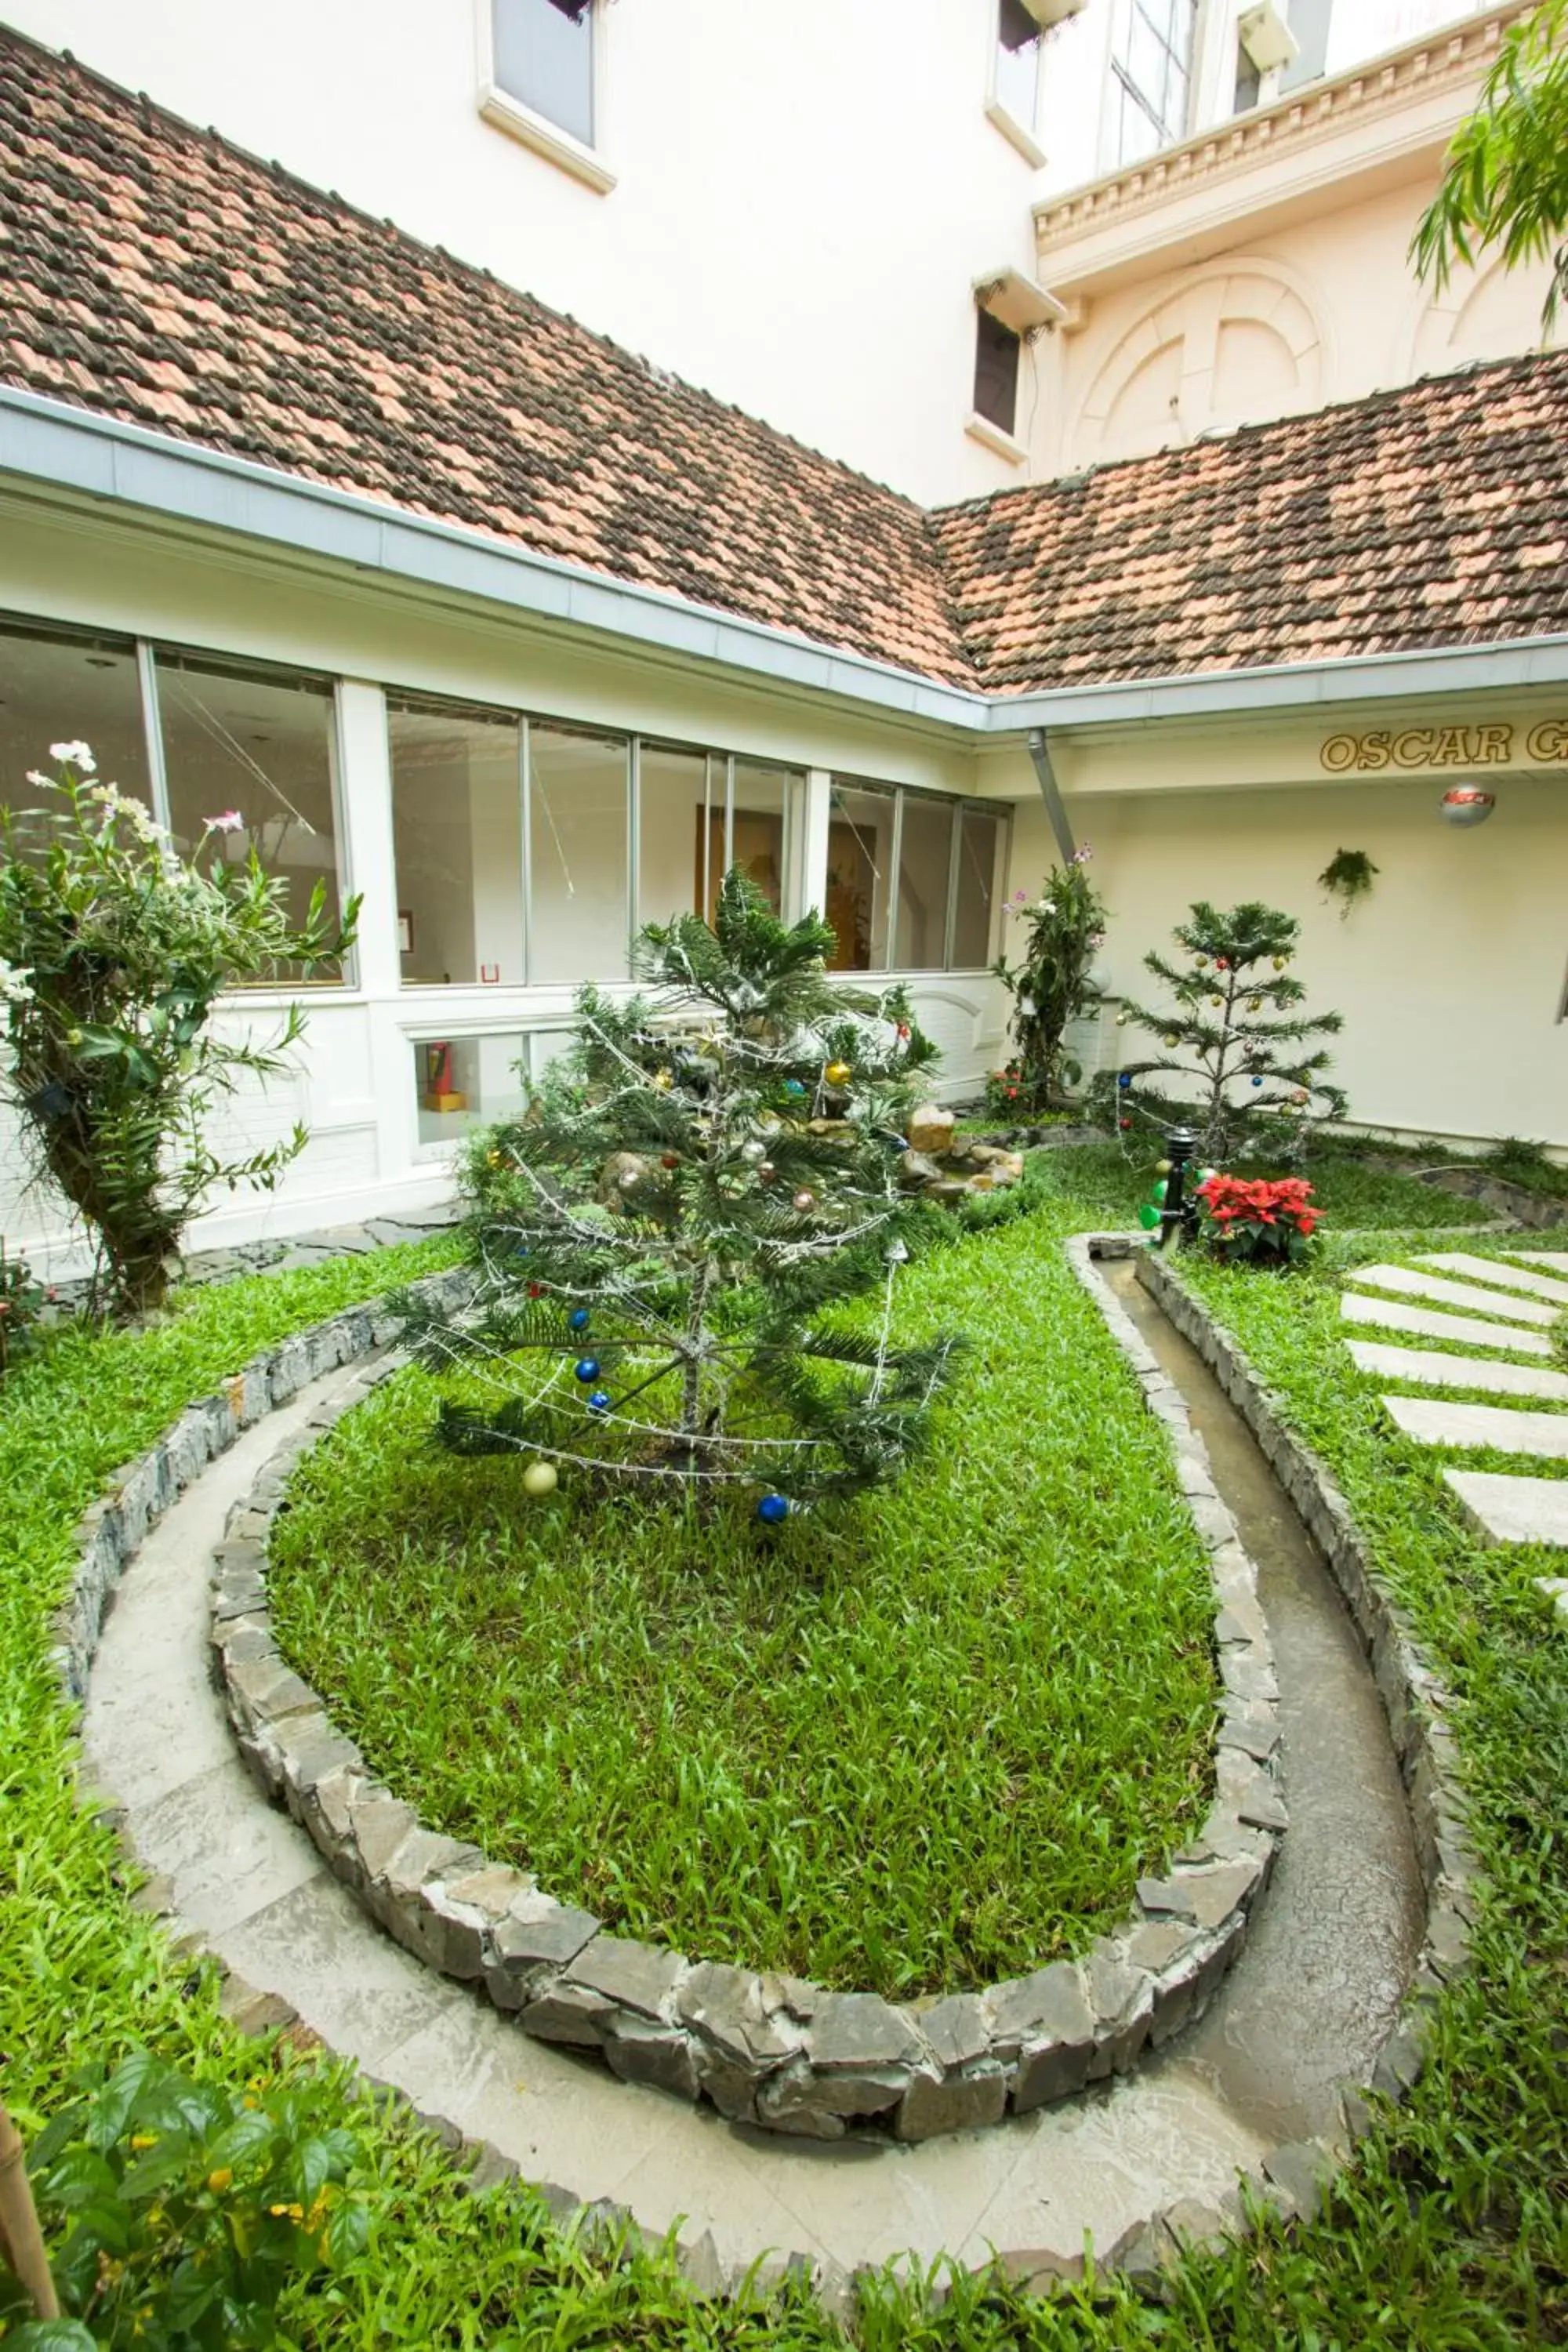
[1194,1171,1319,1267]
[0,746,358,1318]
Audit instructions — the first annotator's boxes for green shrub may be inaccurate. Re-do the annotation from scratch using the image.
[0,2053,368,2350]
[0,749,357,1317]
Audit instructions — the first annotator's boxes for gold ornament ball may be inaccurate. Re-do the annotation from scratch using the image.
[1272,956,1288,971]
[1156,1158,1172,1175]
[652,1067,673,1091]
[793,1188,816,1213]
[1210,994,1224,1007]
[522,1461,558,1498]
[1163,1033,1179,1047]
[1115,1012,1129,1027]
[824,1059,852,1087]
[1247,996,1262,1013]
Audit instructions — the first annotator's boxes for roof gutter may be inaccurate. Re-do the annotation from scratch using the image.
[2,386,1566,739]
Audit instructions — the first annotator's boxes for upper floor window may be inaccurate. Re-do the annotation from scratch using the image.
[481,0,613,191]
[974,309,1022,439]
[1110,0,1197,165]
[990,0,1046,157]
[493,0,595,145]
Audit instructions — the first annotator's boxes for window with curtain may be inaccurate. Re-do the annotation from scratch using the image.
[994,0,1044,131]
[492,0,596,145]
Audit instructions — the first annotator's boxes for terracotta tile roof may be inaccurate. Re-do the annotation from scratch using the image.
[0,26,975,688]
[2,27,1566,701]
[932,353,1568,693]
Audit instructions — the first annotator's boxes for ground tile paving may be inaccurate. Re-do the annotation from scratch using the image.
[1345,1266,1557,1327]
[1416,1254,1568,1308]
[1338,1291,1555,1356]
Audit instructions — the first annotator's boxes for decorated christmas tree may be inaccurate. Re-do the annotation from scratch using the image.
[397,869,960,1515]
[1114,900,1346,1162]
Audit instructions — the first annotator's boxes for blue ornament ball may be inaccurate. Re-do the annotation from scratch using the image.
[757,1493,790,1524]
[1117,1073,1133,1091]
[1250,1075,1264,1088]
[587,1389,612,1414]
[568,1308,590,1332]
[574,1356,601,1382]
[783,1078,807,1100]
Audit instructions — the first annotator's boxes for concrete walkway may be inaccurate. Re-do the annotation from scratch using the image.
[84,1266,1425,2287]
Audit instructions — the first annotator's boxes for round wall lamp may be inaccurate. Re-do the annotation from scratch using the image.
[1439,786,1497,827]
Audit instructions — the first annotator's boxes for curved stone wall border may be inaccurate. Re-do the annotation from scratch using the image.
[203,1237,1284,2146]
[1135,1247,1476,2117]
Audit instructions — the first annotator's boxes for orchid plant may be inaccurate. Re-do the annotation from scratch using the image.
[988,848,1109,1115]
[0,746,358,1316]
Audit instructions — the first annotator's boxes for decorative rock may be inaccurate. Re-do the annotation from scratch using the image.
[806,1990,923,2071]
[906,1103,956,1156]
[520,1978,617,2048]
[679,1960,798,2065]
[602,2019,701,2102]
[566,1935,688,2022]
[914,1991,991,2072]
[485,1901,601,2007]
[895,2062,1007,2142]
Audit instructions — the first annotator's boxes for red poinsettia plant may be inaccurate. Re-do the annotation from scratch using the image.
[1193,1172,1319,1267]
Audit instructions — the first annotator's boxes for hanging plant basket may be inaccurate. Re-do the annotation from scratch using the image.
[1318,848,1378,918]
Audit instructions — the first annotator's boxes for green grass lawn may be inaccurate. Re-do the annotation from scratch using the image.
[4,1176,1564,2346]
[267,1203,1217,1996]
[1028,1137,1498,1233]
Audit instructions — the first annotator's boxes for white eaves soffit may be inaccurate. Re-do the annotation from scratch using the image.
[3,385,1568,743]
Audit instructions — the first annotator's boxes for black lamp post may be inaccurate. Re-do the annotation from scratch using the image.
[1158,1125,1199,1248]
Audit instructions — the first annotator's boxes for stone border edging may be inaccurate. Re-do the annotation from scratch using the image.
[204,1237,1285,2145]
[1136,1247,1476,2112]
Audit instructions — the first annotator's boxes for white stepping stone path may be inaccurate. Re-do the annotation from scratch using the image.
[1381,1394,1568,1458]
[1345,1341,1568,1405]
[1339,1248,1568,1617]
[1416,1254,1568,1308]
[1339,1291,1555,1357]
[1345,1265,1557,1327]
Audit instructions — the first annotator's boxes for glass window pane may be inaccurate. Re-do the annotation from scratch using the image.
[493,0,594,143]
[154,652,344,965]
[975,310,1021,432]
[953,808,1006,968]
[895,792,955,972]
[390,699,521,987]
[637,743,717,928]
[731,761,800,918]
[528,724,629,985]
[826,782,895,973]
[0,619,151,817]
[996,0,1040,124]
[412,1031,528,1148]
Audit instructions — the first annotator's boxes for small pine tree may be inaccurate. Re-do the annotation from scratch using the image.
[398,869,961,1514]
[1115,900,1346,1163]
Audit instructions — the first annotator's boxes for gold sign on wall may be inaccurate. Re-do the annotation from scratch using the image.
[1320,720,1568,772]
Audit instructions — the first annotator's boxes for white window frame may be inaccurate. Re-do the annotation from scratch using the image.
[475,0,616,195]
[985,0,1047,166]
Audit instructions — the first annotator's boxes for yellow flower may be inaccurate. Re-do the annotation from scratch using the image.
[206,2167,234,2193]
[269,2200,306,2221]
[130,2132,158,2150]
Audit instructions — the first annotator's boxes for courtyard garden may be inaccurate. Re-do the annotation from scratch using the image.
[0,811,1563,2343]
[3,1147,1565,2341]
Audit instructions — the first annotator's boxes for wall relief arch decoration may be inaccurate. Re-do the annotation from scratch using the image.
[1403,252,1561,383]
[1069,263,1328,468]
